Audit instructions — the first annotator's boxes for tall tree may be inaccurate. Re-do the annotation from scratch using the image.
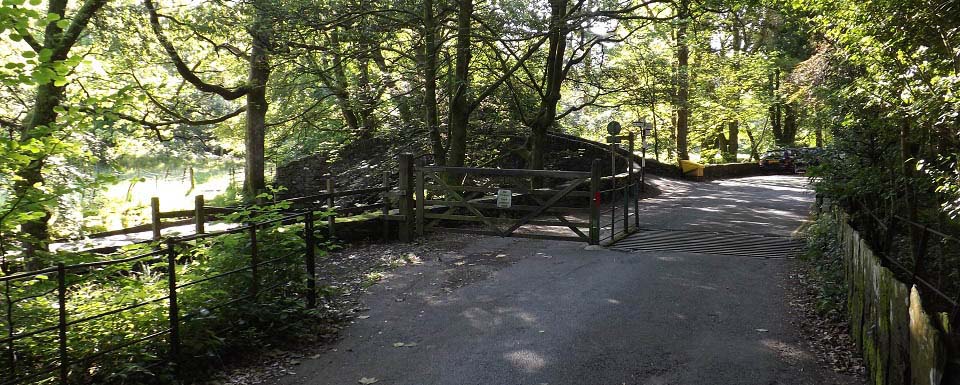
[145,0,268,198]
[526,0,571,170]
[422,0,443,162]
[430,0,546,168]
[674,0,691,160]
[446,0,473,168]
[4,0,109,263]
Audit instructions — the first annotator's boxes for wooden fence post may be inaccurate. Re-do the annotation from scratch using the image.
[326,179,336,238]
[398,154,414,242]
[630,133,639,229]
[415,168,425,237]
[166,240,180,378]
[56,263,68,385]
[194,195,205,234]
[305,212,317,308]
[151,197,161,241]
[381,172,391,241]
[590,159,601,245]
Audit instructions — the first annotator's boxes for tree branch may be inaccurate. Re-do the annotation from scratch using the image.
[16,27,43,52]
[144,0,249,100]
[53,0,109,59]
[468,35,549,114]
[77,105,246,130]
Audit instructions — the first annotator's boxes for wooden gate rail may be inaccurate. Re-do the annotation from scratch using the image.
[421,169,589,239]
[418,185,593,198]
[397,158,603,244]
[418,166,591,179]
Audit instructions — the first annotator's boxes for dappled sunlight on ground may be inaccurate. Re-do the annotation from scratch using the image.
[504,349,548,373]
[636,174,814,237]
[760,338,814,363]
[263,175,857,385]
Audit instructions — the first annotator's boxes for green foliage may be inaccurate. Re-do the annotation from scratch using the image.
[799,0,960,308]
[801,212,847,316]
[919,154,960,220]
[1,0,957,378]
[0,199,330,384]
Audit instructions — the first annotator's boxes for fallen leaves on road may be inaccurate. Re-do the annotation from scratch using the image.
[787,270,865,378]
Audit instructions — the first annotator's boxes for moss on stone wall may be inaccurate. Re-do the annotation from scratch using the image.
[910,288,946,385]
[837,211,951,385]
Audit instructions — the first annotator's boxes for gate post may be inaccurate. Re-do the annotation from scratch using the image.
[326,178,336,238]
[609,143,617,236]
[194,195,205,235]
[623,132,636,233]
[589,159,601,245]
[398,153,415,242]
[415,167,425,237]
[151,197,161,241]
[629,133,637,230]
[381,171,391,240]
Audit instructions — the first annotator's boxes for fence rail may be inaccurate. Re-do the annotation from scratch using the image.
[3,174,394,384]
[50,178,391,254]
[1,211,324,385]
[393,137,641,245]
[5,141,647,384]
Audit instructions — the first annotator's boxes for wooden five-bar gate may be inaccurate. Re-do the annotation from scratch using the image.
[391,151,642,246]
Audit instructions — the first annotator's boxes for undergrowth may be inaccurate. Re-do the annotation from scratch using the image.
[801,212,847,317]
[1,194,339,384]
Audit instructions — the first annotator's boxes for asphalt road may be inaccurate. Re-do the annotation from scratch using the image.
[270,175,858,385]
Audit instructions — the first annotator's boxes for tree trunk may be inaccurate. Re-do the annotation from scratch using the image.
[674,0,690,160]
[15,80,65,266]
[770,69,784,147]
[783,102,797,146]
[770,103,782,145]
[327,31,361,132]
[356,37,377,140]
[726,120,739,161]
[746,128,760,160]
[423,0,445,164]
[815,122,823,147]
[527,0,567,170]
[244,4,270,199]
[727,25,741,162]
[14,0,106,265]
[651,98,660,160]
[899,118,925,273]
[715,124,727,156]
[446,0,473,168]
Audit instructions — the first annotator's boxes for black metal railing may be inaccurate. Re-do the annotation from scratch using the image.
[1,211,326,385]
[846,200,960,326]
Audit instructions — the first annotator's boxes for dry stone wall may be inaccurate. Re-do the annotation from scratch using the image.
[838,212,956,385]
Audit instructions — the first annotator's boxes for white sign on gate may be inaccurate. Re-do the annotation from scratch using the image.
[496,189,512,208]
